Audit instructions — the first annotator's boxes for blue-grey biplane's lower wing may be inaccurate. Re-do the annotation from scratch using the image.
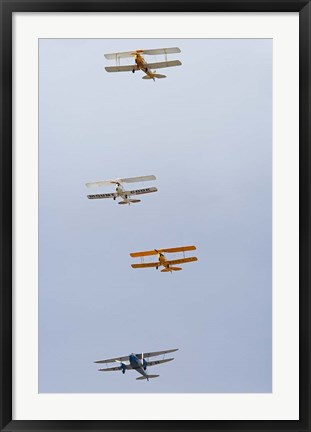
[98,364,132,372]
[147,358,174,367]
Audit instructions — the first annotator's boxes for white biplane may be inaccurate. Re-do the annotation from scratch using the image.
[130,246,198,273]
[94,348,178,381]
[86,175,157,205]
[104,47,182,81]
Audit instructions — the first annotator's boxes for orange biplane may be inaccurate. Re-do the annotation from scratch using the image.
[130,246,198,273]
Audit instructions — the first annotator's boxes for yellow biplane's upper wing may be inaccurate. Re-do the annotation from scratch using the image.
[105,65,136,73]
[131,262,159,269]
[159,246,196,254]
[145,60,182,70]
[104,47,181,60]
[166,257,198,266]
[130,250,158,257]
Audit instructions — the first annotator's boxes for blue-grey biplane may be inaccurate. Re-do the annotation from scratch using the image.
[94,348,178,381]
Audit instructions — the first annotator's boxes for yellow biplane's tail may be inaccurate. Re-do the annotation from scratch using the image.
[142,73,166,80]
[161,267,182,272]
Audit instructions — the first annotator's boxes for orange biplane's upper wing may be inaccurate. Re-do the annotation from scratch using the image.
[130,250,158,258]
[159,246,196,254]
[166,257,198,266]
[131,262,159,269]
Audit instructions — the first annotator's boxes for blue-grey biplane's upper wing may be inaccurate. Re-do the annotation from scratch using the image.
[136,349,178,359]
[94,355,129,364]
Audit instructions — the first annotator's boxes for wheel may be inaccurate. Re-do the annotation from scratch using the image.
[132,69,135,73]
[156,266,158,270]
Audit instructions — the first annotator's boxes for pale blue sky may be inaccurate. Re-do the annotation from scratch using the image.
[39,38,272,393]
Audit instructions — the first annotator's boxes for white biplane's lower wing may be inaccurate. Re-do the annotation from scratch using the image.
[136,349,178,359]
[105,65,136,73]
[125,187,157,196]
[87,193,117,200]
[145,60,182,69]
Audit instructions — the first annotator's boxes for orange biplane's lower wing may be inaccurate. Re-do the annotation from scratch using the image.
[130,250,158,258]
[159,246,196,254]
[166,257,198,266]
[131,262,160,269]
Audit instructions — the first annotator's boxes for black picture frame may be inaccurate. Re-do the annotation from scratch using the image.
[1,1,310,431]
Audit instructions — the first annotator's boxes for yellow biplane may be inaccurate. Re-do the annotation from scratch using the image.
[130,246,198,273]
[104,47,182,81]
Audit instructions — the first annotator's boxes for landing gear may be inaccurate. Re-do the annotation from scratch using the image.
[156,266,158,270]
[113,197,116,200]
[132,69,135,73]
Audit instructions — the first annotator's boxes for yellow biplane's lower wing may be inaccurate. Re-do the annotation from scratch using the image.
[105,65,136,72]
[131,262,159,269]
[166,257,198,265]
[145,60,182,69]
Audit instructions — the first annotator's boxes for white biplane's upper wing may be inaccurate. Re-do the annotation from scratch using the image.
[87,193,117,200]
[120,175,156,183]
[86,175,156,189]
[94,355,129,364]
[136,349,178,359]
[145,60,182,70]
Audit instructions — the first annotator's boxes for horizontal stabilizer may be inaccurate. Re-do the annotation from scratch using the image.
[161,267,182,272]
[136,374,159,380]
[142,74,166,80]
